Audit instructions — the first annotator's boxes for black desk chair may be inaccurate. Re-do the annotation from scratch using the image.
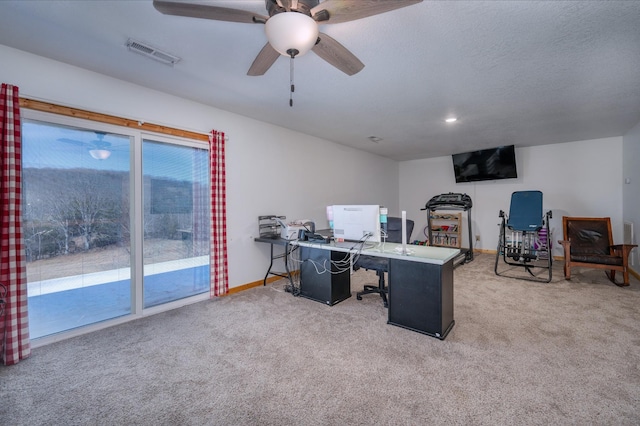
[354,217,414,307]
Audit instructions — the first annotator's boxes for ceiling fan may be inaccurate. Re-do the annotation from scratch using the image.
[58,131,113,160]
[152,0,423,76]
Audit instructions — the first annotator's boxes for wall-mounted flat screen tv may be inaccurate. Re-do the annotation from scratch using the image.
[452,145,517,183]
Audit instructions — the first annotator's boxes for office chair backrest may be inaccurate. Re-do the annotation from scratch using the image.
[507,190,543,231]
[386,217,414,243]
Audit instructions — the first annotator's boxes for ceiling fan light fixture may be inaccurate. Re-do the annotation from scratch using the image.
[89,149,111,160]
[265,12,319,57]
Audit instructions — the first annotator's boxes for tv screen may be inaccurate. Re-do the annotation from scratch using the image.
[452,145,517,183]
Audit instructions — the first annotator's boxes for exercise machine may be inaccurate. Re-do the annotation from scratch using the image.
[422,192,473,266]
[495,190,552,282]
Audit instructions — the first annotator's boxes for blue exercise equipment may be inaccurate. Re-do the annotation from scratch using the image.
[495,191,553,282]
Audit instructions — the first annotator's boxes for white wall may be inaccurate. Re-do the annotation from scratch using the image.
[3,43,636,284]
[1,44,399,288]
[623,120,640,268]
[400,138,625,258]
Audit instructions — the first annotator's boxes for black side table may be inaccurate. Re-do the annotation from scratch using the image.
[254,237,295,287]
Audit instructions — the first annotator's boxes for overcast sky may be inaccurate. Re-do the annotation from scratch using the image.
[22,119,208,183]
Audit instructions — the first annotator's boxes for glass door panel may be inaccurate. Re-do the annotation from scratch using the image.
[23,120,132,338]
[142,139,209,308]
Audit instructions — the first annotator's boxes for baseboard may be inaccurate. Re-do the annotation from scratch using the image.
[225,280,263,296]
[473,248,495,255]
[227,272,299,296]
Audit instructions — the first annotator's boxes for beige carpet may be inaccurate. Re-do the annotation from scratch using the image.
[2,253,639,425]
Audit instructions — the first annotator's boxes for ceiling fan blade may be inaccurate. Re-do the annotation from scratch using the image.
[312,33,364,76]
[311,0,422,24]
[247,43,281,76]
[153,0,268,24]
[276,0,301,11]
[93,141,112,149]
[57,138,87,147]
[276,0,290,12]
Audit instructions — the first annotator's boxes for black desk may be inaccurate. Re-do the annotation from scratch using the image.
[298,245,351,306]
[254,237,295,287]
[295,240,459,339]
[387,257,455,339]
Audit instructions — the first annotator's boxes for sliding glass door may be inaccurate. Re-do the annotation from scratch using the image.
[142,139,210,308]
[23,120,132,338]
[22,115,211,340]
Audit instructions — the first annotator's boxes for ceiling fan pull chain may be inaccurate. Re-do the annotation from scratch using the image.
[289,53,295,107]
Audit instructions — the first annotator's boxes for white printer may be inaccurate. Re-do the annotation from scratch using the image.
[278,219,314,240]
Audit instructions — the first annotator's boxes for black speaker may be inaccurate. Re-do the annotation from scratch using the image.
[387,258,454,339]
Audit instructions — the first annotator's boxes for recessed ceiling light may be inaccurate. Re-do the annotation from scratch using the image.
[445,117,458,123]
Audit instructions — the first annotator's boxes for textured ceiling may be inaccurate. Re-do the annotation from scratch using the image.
[1,0,639,161]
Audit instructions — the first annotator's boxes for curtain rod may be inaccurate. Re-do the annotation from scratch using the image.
[19,97,213,142]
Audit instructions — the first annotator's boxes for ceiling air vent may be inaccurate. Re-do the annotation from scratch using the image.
[126,38,181,66]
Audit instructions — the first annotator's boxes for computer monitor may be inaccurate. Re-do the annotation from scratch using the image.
[330,205,381,242]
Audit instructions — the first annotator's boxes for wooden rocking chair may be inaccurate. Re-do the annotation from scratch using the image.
[558,216,637,286]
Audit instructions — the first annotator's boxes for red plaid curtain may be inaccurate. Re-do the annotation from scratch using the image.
[1,84,30,365]
[209,130,228,296]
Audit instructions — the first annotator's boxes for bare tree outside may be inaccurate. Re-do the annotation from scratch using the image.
[69,174,116,251]
[46,188,75,255]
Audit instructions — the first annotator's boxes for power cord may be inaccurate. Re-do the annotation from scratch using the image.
[283,232,377,297]
[283,245,302,296]
[293,232,373,275]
